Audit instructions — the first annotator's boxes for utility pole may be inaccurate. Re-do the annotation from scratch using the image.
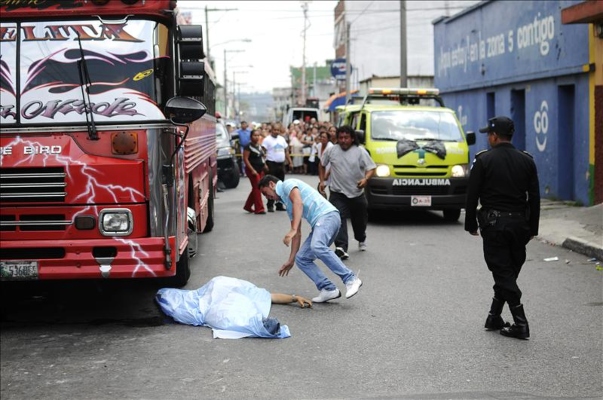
[223,49,244,118]
[204,5,237,68]
[312,62,317,97]
[232,70,248,121]
[300,1,309,106]
[345,22,351,105]
[400,0,408,88]
[224,48,228,117]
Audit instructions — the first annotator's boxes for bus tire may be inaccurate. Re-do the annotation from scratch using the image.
[166,250,191,288]
[203,179,215,233]
[443,209,461,222]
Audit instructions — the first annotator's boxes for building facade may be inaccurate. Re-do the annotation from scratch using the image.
[334,0,479,90]
[561,0,603,204]
[434,0,600,206]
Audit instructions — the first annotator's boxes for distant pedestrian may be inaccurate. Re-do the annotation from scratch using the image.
[328,126,337,144]
[465,116,540,340]
[314,130,333,198]
[258,175,363,303]
[289,129,304,174]
[301,127,315,175]
[262,123,292,212]
[319,125,376,260]
[236,121,252,176]
[243,129,268,215]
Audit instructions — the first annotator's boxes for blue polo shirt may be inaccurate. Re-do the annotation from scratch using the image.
[275,179,338,228]
[237,128,252,148]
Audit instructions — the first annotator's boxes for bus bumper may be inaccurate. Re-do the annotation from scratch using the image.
[0,237,177,281]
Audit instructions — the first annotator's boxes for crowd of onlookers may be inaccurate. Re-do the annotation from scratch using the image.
[224,118,338,177]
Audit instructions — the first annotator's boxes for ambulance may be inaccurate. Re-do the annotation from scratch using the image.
[337,88,475,221]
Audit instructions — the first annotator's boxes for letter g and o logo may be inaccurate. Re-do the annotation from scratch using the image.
[534,100,548,152]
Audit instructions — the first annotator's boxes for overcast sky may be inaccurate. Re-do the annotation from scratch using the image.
[179,0,339,93]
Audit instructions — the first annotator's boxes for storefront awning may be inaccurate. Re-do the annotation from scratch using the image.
[323,90,359,112]
[561,0,603,24]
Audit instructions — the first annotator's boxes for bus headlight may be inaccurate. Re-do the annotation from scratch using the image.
[451,164,468,177]
[375,164,391,178]
[99,209,133,236]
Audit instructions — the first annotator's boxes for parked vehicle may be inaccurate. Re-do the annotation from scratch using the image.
[283,107,321,127]
[0,0,218,287]
[216,122,240,189]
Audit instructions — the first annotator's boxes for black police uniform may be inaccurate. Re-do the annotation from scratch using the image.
[465,117,540,339]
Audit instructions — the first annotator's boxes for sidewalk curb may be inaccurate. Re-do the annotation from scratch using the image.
[562,236,603,261]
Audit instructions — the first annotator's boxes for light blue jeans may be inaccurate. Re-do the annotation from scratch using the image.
[295,211,356,291]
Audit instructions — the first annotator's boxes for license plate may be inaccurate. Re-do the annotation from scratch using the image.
[0,261,39,280]
[411,196,432,206]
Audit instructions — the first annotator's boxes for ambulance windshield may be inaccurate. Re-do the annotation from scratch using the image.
[370,110,464,142]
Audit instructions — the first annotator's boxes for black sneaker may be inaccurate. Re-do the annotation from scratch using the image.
[335,247,349,260]
[267,207,274,213]
[275,203,286,211]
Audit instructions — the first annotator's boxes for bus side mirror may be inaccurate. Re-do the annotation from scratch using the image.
[355,129,366,144]
[165,96,207,124]
[466,131,476,145]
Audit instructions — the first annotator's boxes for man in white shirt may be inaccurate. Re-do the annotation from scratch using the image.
[262,123,293,212]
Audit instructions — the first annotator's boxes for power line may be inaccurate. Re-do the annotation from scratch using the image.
[350,1,374,25]
[200,6,473,23]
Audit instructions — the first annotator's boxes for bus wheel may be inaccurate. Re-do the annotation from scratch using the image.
[166,251,191,288]
[443,209,461,222]
[203,179,215,233]
[187,207,198,258]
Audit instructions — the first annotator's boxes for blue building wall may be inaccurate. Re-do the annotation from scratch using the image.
[434,0,591,205]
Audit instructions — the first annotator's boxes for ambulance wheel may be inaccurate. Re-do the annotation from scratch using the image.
[367,208,382,222]
[443,209,461,222]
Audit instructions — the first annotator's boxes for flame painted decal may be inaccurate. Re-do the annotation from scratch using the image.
[1,135,155,277]
[114,238,156,278]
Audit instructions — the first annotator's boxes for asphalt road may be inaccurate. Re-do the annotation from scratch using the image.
[1,174,601,400]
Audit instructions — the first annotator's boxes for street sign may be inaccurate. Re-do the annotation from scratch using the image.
[330,58,350,80]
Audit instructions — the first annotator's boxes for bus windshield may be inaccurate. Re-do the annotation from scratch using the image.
[0,19,169,126]
[370,110,464,142]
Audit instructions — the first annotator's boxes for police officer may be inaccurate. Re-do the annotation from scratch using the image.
[465,116,540,340]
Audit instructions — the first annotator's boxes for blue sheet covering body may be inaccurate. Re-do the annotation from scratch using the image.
[156,276,291,339]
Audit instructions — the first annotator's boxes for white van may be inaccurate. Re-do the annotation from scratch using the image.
[283,107,320,127]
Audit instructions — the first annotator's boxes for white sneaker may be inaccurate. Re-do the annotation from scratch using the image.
[345,278,363,299]
[312,288,341,303]
[358,241,367,251]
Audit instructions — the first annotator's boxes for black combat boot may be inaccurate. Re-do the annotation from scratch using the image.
[500,304,530,339]
[484,297,510,330]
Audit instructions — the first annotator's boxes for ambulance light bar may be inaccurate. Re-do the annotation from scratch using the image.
[368,88,440,96]
[361,87,445,107]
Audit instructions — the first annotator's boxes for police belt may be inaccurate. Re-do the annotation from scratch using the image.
[483,209,525,218]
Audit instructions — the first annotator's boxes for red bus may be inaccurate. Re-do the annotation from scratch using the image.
[0,0,218,287]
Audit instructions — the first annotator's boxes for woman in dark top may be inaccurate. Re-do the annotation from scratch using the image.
[243,129,268,214]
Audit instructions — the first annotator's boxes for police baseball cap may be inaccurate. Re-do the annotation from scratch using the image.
[479,116,515,136]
